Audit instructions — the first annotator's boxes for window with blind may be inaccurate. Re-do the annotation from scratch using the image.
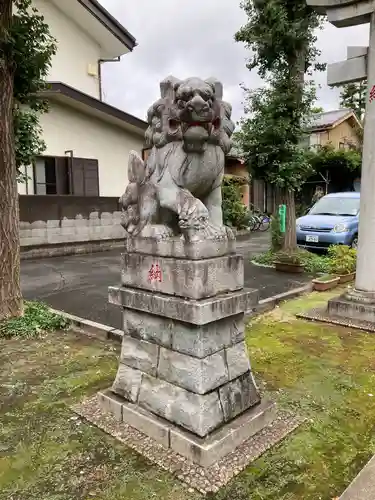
[33,156,99,196]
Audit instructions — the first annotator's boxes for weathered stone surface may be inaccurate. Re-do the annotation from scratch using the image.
[121,253,243,299]
[138,374,224,437]
[219,372,260,421]
[126,236,235,260]
[158,348,228,394]
[97,390,123,421]
[226,341,250,380]
[124,309,244,358]
[328,295,375,323]
[340,454,375,500]
[119,77,235,243]
[97,389,276,468]
[124,309,172,348]
[172,313,244,358]
[111,364,142,403]
[120,336,159,376]
[109,286,259,325]
[170,399,276,467]
[122,400,171,447]
[230,315,245,344]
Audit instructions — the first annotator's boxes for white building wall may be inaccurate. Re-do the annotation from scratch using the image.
[19,102,144,197]
[33,0,101,99]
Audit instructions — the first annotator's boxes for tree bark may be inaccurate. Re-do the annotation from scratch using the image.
[0,0,23,320]
[278,48,305,253]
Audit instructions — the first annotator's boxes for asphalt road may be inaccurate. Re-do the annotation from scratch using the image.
[21,233,308,329]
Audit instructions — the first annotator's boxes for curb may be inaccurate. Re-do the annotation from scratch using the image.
[250,260,274,269]
[50,283,313,342]
[252,283,313,315]
[49,308,123,343]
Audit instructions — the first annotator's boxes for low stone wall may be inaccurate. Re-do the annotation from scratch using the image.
[19,195,125,257]
[20,211,124,247]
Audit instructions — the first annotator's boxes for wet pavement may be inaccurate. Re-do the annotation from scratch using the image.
[21,233,309,329]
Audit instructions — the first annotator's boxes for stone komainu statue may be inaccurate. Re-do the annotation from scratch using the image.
[119,76,235,241]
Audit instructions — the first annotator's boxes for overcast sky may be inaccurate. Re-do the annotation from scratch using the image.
[100,0,369,125]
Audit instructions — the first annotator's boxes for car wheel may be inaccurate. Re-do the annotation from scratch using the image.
[351,235,358,249]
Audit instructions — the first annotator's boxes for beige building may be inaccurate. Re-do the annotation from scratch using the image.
[308,108,362,150]
[18,0,147,198]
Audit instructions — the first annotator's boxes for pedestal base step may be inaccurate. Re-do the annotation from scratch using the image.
[297,306,375,333]
[73,395,301,494]
[328,295,375,324]
[98,389,276,467]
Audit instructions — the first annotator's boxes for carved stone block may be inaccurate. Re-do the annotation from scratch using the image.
[157,347,228,394]
[109,286,258,325]
[138,374,224,437]
[121,253,244,299]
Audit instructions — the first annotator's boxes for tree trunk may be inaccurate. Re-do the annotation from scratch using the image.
[0,0,23,320]
[281,189,297,252]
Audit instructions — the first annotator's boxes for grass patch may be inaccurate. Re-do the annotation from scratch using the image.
[0,301,70,339]
[1,291,374,499]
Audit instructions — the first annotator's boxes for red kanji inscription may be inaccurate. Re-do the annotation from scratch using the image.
[369,85,375,103]
[148,263,162,283]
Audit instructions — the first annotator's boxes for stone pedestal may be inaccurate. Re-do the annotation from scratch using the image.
[328,289,375,324]
[100,236,275,466]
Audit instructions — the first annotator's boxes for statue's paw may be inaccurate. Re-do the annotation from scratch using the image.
[178,197,209,229]
[203,223,228,240]
[182,223,228,242]
[139,224,174,240]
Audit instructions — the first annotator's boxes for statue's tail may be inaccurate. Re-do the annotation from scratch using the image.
[128,150,146,184]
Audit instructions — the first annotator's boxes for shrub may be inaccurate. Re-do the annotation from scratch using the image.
[275,250,303,265]
[328,245,357,275]
[253,248,331,275]
[0,301,70,339]
[222,175,250,229]
[299,252,331,275]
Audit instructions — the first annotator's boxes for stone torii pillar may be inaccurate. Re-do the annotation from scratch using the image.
[308,0,375,323]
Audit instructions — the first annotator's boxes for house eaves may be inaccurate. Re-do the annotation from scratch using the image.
[42,82,147,138]
[309,109,362,133]
[78,0,136,52]
[50,0,137,58]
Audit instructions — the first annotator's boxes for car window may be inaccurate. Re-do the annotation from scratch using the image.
[309,197,360,216]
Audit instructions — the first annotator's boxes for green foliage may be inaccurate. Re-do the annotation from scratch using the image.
[328,245,357,275]
[306,144,362,176]
[275,249,303,265]
[235,0,323,77]
[7,0,56,173]
[14,108,46,172]
[253,248,330,275]
[270,214,283,252]
[340,81,366,121]
[300,251,330,274]
[237,78,315,191]
[222,175,250,229]
[0,301,70,339]
[235,0,325,255]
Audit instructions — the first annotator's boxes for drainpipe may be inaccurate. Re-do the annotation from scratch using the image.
[98,57,121,101]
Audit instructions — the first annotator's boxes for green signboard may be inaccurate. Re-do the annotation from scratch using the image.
[279,204,286,233]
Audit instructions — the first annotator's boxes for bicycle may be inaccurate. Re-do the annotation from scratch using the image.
[248,205,271,232]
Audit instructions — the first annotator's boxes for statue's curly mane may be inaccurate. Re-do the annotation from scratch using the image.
[145,76,235,154]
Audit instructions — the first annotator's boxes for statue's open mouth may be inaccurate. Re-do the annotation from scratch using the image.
[169,118,221,135]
